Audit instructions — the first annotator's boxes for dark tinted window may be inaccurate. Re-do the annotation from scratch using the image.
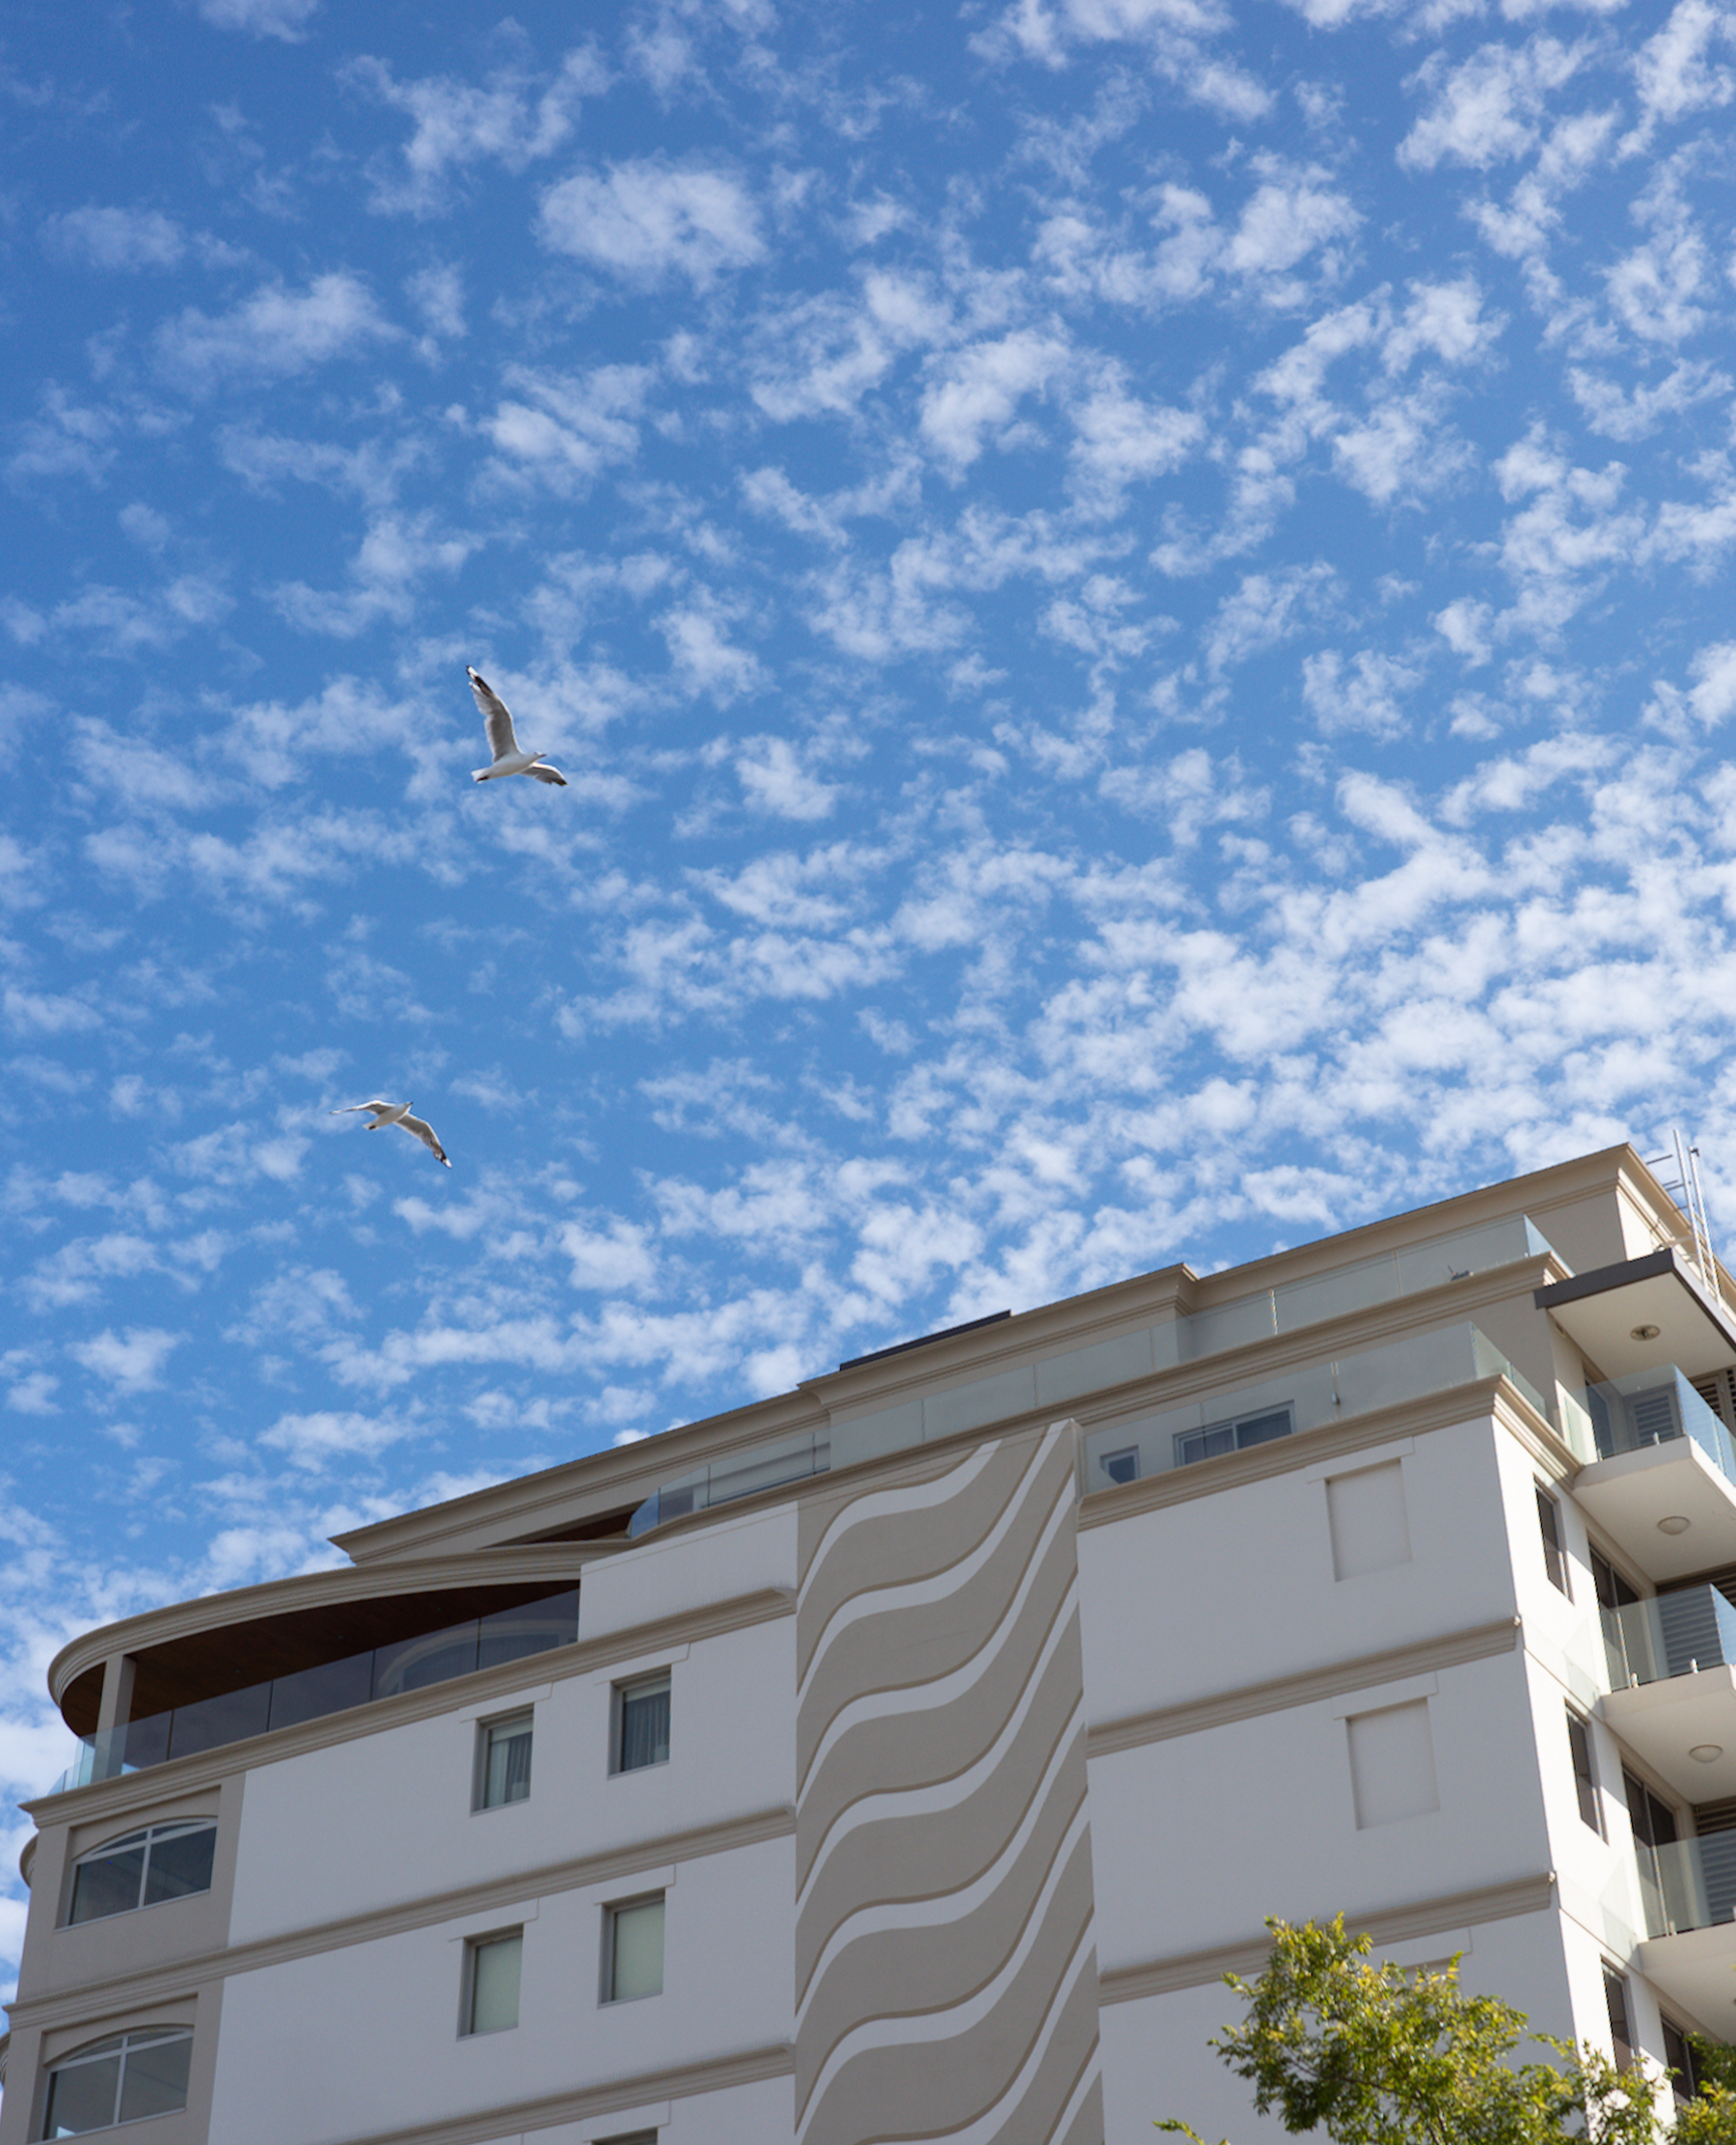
[68,1822,216,1925]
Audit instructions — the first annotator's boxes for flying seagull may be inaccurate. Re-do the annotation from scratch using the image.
[468,666,568,785]
[331,1100,450,1167]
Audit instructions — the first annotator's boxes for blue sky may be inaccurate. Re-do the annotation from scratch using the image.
[5,0,1736,1994]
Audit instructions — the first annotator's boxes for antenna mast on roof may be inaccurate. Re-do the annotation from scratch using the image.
[1649,1129,1726,1307]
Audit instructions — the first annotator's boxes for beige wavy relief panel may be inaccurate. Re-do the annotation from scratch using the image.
[794,1419,1103,2145]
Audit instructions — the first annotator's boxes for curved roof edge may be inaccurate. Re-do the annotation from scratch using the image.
[47,1541,610,1709]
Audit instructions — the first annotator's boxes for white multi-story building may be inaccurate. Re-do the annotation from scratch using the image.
[8,1141,1736,2144]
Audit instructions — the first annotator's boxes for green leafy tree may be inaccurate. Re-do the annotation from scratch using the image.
[1157,1915,1735,2144]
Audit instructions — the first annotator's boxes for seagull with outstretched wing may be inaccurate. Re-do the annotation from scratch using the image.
[468,666,568,785]
[331,1100,451,1167]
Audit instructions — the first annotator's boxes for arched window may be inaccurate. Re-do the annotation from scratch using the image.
[67,1821,217,1925]
[41,2027,192,2136]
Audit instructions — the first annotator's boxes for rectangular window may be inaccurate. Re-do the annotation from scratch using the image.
[1099,1447,1139,1487]
[1567,1707,1604,1836]
[605,1893,665,2002]
[616,1673,671,1773]
[1175,1405,1293,1470]
[1663,2017,1700,2103]
[1536,1484,1571,1595]
[1603,1965,1634,2071]
[476,1710,533,1810]
[463,1930,522,2035]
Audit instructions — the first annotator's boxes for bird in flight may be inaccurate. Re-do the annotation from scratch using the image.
[468,666,568,785]
[331,1100,451,1167]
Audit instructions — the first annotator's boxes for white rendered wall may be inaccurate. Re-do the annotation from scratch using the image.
[1076,1413,1520,1727]
[580,1504,796,1639]
[1087,1645,1551,1974]
[230,1594,794,1943]
[207,1835,794,2145]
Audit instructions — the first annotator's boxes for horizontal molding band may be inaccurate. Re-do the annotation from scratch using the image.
[318,2040,795,2145]
[1098,1871,1559,2004]
[24,1586,795,1823]
[1087,1616,1523,1757]
[9,1806,797,2034]
[1078,1376,1571,1528]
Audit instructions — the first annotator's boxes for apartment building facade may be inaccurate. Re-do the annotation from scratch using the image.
[8,1142,1736,2143]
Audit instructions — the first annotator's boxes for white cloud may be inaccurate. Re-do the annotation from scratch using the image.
[920,332,1071,473]
[734,738,839,820]
[155,274,396,391]
[1301,647,1423,737]
[195,0,319,38]
[482,365,649,493]
[1400,37,1589,173]
[45,205,186,270]
[71,1326,182,1393]
[1631,0,1736,139]
[539,159,764,287]
[343,48,607,215]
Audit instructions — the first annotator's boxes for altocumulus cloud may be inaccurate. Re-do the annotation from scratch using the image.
[154,274,397,391]
[538,158,764,287]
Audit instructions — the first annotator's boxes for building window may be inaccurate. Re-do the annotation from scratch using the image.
[41,2027,192,2135]
[615,1672,670,1773]
[1099,1447,1139,1487]
[67,1821,217,1926]
[1567,1707,1604,1836]
[1603,1965,1635,2071]
[595,2134,659,2145]
[604,1894,665,2002]
[1175,1405,1293,1469]
[1536,1484,1571,1595]
[475,1710,533,1810]
[1662,2017,1700,2103]
[462,1930,522,2035]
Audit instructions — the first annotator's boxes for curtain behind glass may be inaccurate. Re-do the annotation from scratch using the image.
[469,1933,522,2032]
[619,1679,669,1771]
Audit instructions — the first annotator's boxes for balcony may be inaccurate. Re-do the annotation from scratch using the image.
[1602,1587,1736,1802]
[1635,1833,1736,2028]
[1572,1369,1736,1581]
[43,1587,579,1797]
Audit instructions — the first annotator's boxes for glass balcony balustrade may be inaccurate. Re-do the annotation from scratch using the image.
[43,1588,580,1797]
[1638,1832,1736,1939]
[1587,1368,1736,1484]
[627,1429,830,1539]
[1605,1586,1736,1690]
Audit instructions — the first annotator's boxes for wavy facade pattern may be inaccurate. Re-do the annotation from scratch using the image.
[794,1421,1102,2145]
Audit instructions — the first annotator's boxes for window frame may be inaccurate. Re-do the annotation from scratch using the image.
[473,1707,534,1813]
[1174,1403,1293,1471]
[1535,1483,1571,1596]
[612,1670,671,1776]
[601,1891,665,2004]
[1098,1446,1139,1487]
[1662,2016,1700,2103]
[459,1926,524,2038]
[1603,1963,1635,2071]
[39,2024,194,2137]
[1567,1705,1605,1837]
[64,1818,219,1928]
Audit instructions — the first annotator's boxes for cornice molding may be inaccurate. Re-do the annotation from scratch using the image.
[1097,1871,1558,2003]
[47,1544,609,1709]
[1087,1617,1522,1757]
[7,1806,797,2034]
[26,1588,795,1823]
[335,1144,1660,1569]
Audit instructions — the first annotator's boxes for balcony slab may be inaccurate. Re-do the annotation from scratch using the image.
[1603,1668,1736,1802]
[1573,1439,1736,1581]
[1637,1920,1736,2035]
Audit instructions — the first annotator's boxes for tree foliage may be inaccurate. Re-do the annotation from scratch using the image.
[1157,1915,1736,2144]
